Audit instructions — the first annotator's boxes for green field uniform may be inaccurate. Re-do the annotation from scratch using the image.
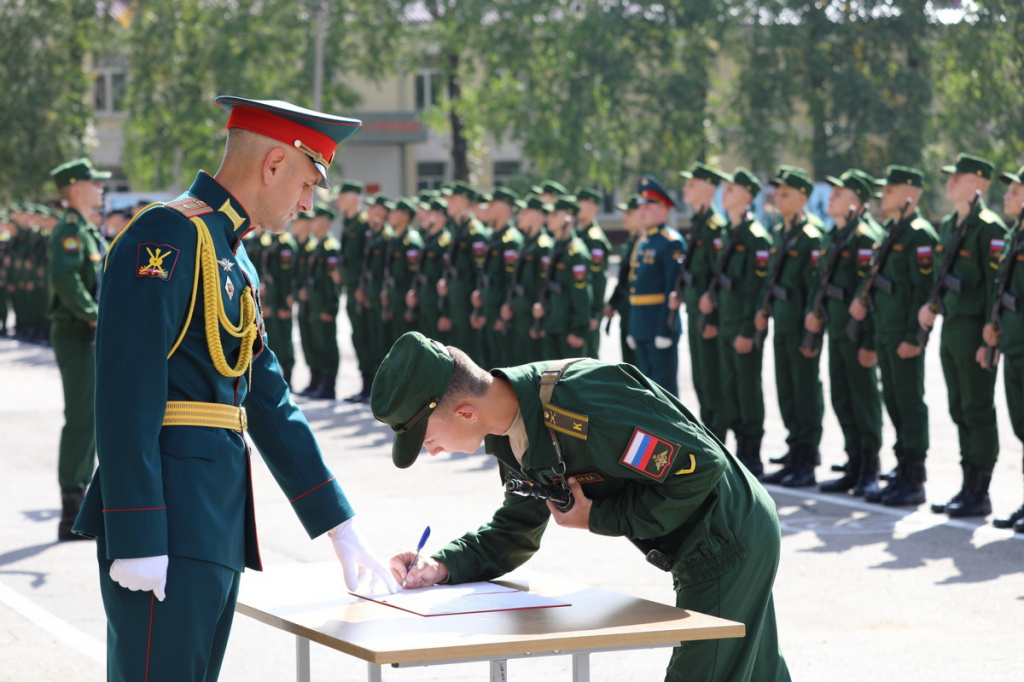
[606,232,640,367]
[47,206,105,501]
[363,223,395,373]
[8,222,28,336]
[340,210,371,376]
[306,234,343,391]
[510,229,554,365]
[293,233,318,385]
[680,207,728,436]
[244,230,266,281]
[994,222,1024,444]
[579,221,612,359]
[383,227,424,343]
[714,213,772,466]
[479,221,523,368]
[259,232,297,381]
[815,212,886,465]
[412,226,451,343]
[762,211,825,483]
[0,225,11,333]
[935,201,1007,470]
[444,215,490,365]
[540,229,592,359]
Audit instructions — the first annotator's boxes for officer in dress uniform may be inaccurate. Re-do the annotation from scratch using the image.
[808,170,885,496]
[305,202,343,399]
[627,175,684,396]
[335,181,375,402]
[757,167,825,487]
[259,222,298,386]
[406,197,451,344]
[604,194,641,367]
[475,187,524,368]
[920,154,1009,517]
[47,157,110,541]
[669,163,730,441]
[72,96,395,682]
[534,195,592,359]
[699,169,772,476]
[503,195,553,365]
[382,198,424,344]
[849,165,938,507]
[372,331,792,682]
[988,165,1024,532]
[576,187,612,359]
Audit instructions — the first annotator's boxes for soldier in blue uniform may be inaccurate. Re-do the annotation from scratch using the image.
[627,175,684,396]
[72,96,395,682]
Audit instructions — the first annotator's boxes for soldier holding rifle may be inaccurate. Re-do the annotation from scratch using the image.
[920,154,1009,518]
[848,166,938,506]
[503,195,553,364]
[406,197,451,344]
[532,196,591,359]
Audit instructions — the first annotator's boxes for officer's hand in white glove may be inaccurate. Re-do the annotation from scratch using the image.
[329,519,399,595]
[109,555,168,602]
[626,335,637,350]
[654,335,673,349]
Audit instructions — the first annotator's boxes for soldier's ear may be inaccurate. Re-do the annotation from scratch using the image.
[453,404,479,425]
[262,147,289,186]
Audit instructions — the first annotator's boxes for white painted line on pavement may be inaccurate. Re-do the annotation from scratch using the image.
[0,580,105,664]
[766,483,1024,541]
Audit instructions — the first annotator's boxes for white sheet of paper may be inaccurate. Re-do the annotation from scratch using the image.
[351,581,570,617]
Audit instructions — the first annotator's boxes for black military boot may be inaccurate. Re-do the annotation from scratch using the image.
[58,490,88,541]
[994,476,1024,530]
[298,371,322,397]
[819,450,860,493]
[769,447,791,465]
[931,461,969,514]
[735,436,764,478]
[882,458,926,506]
[867,456,903,503]
[310,374,337,400]
[781,443,817,488]
[853,450,881,497]
[946,464,993,518]
[760,448,794,484]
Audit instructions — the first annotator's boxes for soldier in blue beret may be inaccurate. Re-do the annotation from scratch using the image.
[627,175,684,395]
[47,157,111,540]
[372,332,792,682]
[72,96,396,681]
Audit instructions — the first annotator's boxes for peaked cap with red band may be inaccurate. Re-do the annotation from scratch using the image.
[637,174,677,208]
[214,95,362,190]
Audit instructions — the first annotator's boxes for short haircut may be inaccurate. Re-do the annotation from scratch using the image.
[436,345,490,414]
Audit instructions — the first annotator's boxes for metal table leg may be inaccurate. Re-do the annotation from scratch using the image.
[572,653,590,682]
[490,658,508,682]
[296,636,310,682]
[367,661,382,682]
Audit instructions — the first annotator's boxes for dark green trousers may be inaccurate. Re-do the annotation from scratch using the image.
[618,307,638,367]
[344,289,371,375]
[773,328,824,446]
[297,302,314,373]
[541,333,587,361]
[688,310,726,432]
[940,314,999,469]
[1004,352,1024,447]
[97,540,240,682]
[828,335,883,453]
[264,313,294,376]
[310,314,339,375]
[877,339,929,460]
[365,296,392,374]
[587,323,601,360]
[718,332,765,438]
[51,319,96,492]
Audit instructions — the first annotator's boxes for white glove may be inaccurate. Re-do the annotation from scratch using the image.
[109,555,168,602]
[654,335,674,349]
[626,335,637,350]
[329,519,399,595]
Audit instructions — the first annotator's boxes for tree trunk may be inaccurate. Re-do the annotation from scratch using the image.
[446,51,469,182]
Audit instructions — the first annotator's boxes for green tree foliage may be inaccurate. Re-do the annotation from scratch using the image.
[0,0,99,201]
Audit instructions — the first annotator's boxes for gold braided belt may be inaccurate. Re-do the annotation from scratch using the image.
[163,401,248,432]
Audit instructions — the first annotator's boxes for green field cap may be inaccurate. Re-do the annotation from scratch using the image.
[428,197,448,213]
[874,165,925,188]
[553,195,580,215]
[338,179,364,194]
[524,195,550,213]
[616,193,641,211]
[451,181,476,198]
[725,167,762,197]
[679,162,727,186]
[576,187,602,203]
[491,186,520,205]
[393,197,418,217]
[825,169,875,203]
[999,166,1024,185]
[371,332,455,468]
[769,166,813,195]
[49,158,111,189]
[531,179,568,196]
[313,201,337,219]
[941,153,994,179]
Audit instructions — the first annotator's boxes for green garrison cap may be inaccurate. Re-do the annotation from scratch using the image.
[769,166,813,195]
[553,195,580,215]
[371,332,455,468]
[999,165,1024,185]
[616,193,641,211]
[427,196,448,213]
[393,197,418,217]
[825,169,875,203]
[874,165,925,188]
[215,95,362,190]
[576,187,602,203]
[941,153,994,180]
[679,162,727,186]
[313,201,337,219]
[49,157,111,189]
[638,175,677,208]
[531,179,568,196]
[725,167,762,198]
[338,179,364,194]
[491,186,520,205]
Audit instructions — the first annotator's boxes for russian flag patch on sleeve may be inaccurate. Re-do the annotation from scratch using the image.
[620,428,680,480]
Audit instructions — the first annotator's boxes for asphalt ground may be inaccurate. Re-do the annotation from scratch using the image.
[2,285,1023,681]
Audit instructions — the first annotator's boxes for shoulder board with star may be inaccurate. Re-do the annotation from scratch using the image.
[911,217,932,231]
[305,239,318,252]
[66,211,79,224]
[259,232,273,246]
[358,211,369,223]
[543,403,589,440]
[537,234,554,248]
[660,226,682,242]
[709,213,728,229]
[979,208,1003,226]
[164,196,214,219]
[567,240,580,256]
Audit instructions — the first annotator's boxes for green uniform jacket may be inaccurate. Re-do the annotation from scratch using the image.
[480,223,524,322]
[580,222,612,321]
[340,211,370,292]
[682,208,728,310]
[716,214,771,339]
[513,231,554,322]
[855,211,939,346]
[46,208,105,323]
[995,225,1024,356]
[245,231,266,281]
[384,228,425,321]
[261,232,298,313]
[307,235,342,317]
[434,360,774,588]
[542,231,592,337]
[74,172,353,571]
[444,216,490,318]
[935,202,1008,318]
[811,214,885,349]
[414,227,451,323]
[293,235,319,298]
[765,213,823,332]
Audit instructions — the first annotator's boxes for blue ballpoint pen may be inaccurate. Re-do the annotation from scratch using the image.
[403,526,431,589]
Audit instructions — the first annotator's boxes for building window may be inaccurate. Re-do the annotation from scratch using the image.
[493,160,521,187]
[415,70,443,111]
[93,55,127,116]
[417,162,446,190]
